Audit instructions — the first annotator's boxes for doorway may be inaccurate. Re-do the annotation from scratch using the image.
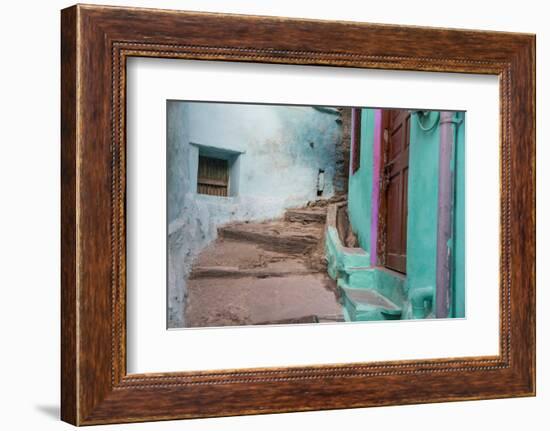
[380,109,411,273]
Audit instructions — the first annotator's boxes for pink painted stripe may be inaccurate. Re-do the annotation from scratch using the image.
[370,109,382,266]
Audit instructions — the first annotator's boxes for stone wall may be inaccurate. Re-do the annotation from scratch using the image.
[334,107,351,194]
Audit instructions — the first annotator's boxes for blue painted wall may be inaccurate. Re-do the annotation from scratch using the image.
[167,101,343,326]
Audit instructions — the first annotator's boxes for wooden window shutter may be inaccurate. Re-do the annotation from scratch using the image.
[197,156,229,196]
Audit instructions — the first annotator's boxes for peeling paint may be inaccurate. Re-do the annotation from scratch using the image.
[167,101,346,327]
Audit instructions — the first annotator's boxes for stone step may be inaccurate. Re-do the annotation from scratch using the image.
[189,265,316,280]
[219,222,321,254]
[186,273,344,327]
[284,208,326,224]
[257,315,320,325]
[256,313,345,325]
[191,239,291,269]
[338,280,402,322]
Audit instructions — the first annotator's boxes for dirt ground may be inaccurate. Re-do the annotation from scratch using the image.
[184,205,345,327]
[186,272,342,327]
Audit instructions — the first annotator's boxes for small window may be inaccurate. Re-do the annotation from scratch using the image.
[351,108,362,173]
[197,155,229,196]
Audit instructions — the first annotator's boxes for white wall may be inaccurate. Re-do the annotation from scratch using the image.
[0,0,546,430]
[168,102,342,220]
[166,101,342,326]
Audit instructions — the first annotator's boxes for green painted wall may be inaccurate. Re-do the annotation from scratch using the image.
[406,112,440,309]
[348,108,375,253]
[452,112,466,318]
[325,226,370,280]
[329,109,465,321]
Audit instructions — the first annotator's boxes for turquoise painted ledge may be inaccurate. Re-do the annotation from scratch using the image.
[325,226,370,280]
[345,267,406,308]
[325,225,406,302]
[338,280,402,322]
[325,221,407,321]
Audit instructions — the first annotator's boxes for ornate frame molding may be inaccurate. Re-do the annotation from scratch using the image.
[61,5,535,425]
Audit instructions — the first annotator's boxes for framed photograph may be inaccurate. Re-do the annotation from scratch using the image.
[61,4,535,425]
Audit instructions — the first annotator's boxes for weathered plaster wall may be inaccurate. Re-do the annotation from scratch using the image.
[347,108,376,253]
[167,101,343,327]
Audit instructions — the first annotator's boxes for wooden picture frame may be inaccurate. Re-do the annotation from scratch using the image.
[61,4,536,425]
